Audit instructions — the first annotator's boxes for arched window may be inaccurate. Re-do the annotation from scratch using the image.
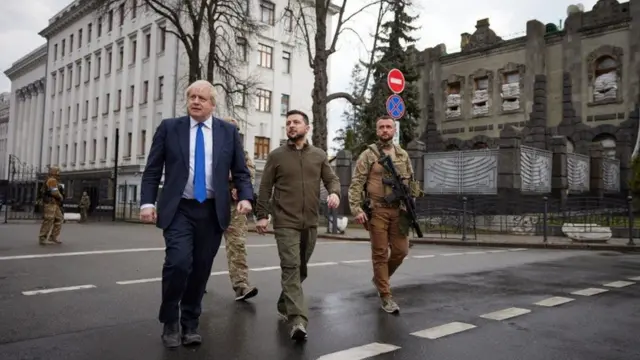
[593,56,618,102]
[592,133,616,159]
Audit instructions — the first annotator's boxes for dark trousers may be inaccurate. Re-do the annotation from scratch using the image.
[158,198,222,330]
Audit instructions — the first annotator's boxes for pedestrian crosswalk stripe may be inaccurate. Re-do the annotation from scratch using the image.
[570,287,608,296]
[534,296,574,307]
[316,342,400,360]
[628,276,640,281]
[603,281,635,288]
[410,322,477,339]
[480,307,531,321]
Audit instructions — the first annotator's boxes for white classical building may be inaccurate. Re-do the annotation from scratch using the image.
[3,46,48,180]
[0,92,11,179]
[2,0,328,208]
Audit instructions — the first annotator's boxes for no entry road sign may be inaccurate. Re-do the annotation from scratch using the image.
[387,68,405,94]
[386,94,405,120]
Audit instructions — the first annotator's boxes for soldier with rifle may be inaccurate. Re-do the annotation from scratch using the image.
[38,166,64,245]
[348,115,422,314]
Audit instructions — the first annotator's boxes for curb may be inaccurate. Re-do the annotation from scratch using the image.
[247,229,640,252]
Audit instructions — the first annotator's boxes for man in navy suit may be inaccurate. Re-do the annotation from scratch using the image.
[139,80,254,348]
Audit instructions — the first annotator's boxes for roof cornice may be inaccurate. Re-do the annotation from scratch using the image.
[39,0,98,39]
[4,44,48,80]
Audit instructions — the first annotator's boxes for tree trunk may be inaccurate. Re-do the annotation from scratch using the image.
[311,5,329,152]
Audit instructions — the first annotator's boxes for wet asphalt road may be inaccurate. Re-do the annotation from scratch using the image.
[0,222,639,360]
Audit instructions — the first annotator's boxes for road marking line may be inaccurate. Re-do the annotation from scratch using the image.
[117,278,161,285]
[487,249,509,253]
[211,271,229,275]
[508,248,528,252]
[22,284,96,296]
[464,251,486,255]
[412,254,436,258]
[316,342,401,360]
[480,307,531,321]
[534,296,574,307]
[307,262,338,267]
[1,248,165,260]
[250,266,280,272]
[341,259,370,264]
[441,252,465,256]
[0,241,359,261]
[603,281,635,288]
[410,322,476,339]
[571,288,609,296]
[628,276,640,281]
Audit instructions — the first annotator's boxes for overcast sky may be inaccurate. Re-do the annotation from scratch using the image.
[0,0,600,151]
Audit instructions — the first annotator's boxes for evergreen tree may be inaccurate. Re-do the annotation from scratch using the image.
[333,64,368,157]
[360,0,420,147]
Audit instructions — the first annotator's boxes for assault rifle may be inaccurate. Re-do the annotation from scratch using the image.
[378,155,423,238]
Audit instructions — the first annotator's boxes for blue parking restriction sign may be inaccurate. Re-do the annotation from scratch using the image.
[386,94,405,120]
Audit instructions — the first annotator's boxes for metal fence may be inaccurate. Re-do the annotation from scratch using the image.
[2,155,42,223]
[412,195,636,245]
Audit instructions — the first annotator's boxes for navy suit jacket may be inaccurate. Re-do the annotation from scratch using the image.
[140,115,254,230]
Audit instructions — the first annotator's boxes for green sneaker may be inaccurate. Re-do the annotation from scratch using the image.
[381,296,400,314]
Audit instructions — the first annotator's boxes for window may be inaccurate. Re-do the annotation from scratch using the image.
[108,9,114,32]
[103,137,108,160]
[157,76,164,100]
[505,73,519,84]
[280,94,290,115]
[127,132,132,157]
[119,3,125,25]
[132,0,137,18]
[258,44,273,68]
[105,93,110,113]
[254,136,271,160]
[284,9,293,32]
[475,77,488,90]
[235,85,247,107]
[97,16,102,37]
[54,44,58,60]
[593,56,618,102]
[117,89,122,110]
[256,89,272,112]
[282,51,291,73]
[145,33,151,58]
[106,50,112,74]
[159,26,166,52]
[70,34,74,51]
[118,45,124,69]
[61,39,66,56]
[131,39,137,63]
[78,29,83,48]
[140,130,146,154]
[87,23,92,43]
[237,37,247,62]
[129,85,135,107]
[93,139,97,161]
[260,1,275,25]
[142,80,149,103]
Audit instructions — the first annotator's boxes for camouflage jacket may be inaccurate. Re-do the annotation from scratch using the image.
[230,150,255,188]
[40,177,63,204]
[347,143,422,216]
[79,195,90,208]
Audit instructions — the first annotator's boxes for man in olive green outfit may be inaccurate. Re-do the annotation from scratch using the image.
[255,109,341,342]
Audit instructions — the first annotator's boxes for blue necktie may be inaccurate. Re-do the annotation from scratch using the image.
[194,123,206,202]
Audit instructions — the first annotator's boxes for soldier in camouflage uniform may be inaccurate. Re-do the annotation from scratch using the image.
[223,117,258,301]
[348,115,422,314]
[79,191,91,223]
[38,166,64,245]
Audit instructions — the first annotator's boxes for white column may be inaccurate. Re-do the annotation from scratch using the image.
[145,23,159,159]
[26,84,39,166]
[19,88,32,163]
[33,80,46,167]
[131,29,143,162]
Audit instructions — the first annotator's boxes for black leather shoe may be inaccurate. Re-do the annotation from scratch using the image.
[161,322,181,348]
[182,328,202,346]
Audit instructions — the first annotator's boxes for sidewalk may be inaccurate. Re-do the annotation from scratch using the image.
[248,227,640,252]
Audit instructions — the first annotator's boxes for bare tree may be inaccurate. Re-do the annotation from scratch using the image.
[287,0,388,151]
[93,0,265,120]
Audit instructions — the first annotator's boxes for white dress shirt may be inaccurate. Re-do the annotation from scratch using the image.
[140,116,214,210]
[182,116,215,199]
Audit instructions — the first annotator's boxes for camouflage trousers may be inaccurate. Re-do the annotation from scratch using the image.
[79,207,88,222]
[223,204,251,290]
[39,203,63,244]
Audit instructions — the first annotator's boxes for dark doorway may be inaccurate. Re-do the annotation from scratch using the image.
[86,186,99,213]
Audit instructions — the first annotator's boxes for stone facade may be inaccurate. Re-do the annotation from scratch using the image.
[417,0,639,192]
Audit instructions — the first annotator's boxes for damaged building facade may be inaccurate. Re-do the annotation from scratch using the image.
[416,0,640,195]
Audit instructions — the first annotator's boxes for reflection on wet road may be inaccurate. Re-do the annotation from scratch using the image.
[0,225,638,360]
